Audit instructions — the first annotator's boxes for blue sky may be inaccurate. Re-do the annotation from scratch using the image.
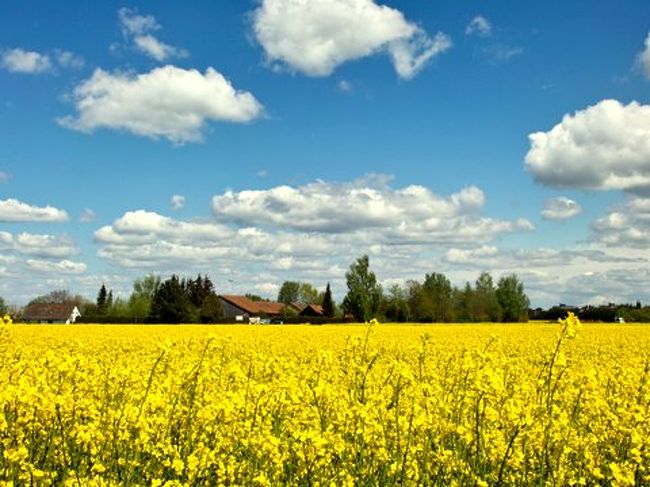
[2,0,650,307]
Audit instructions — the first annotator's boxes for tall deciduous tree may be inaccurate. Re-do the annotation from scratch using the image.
[128,274,161,322]
[342,255,382,322]
[277,281,300,304]
[421,272,454,322]
[496,274,530,322]
[473,272,502,322]
[298,283,319,305]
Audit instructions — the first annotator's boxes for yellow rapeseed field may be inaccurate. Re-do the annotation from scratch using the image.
[1,315,649,486]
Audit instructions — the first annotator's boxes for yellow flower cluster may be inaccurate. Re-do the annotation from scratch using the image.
[1,319,649,485]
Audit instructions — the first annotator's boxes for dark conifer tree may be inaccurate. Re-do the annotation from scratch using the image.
[322,282,334,318]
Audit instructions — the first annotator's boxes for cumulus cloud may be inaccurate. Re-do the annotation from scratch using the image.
[118,8,188,61]
[171,195,186,210]
[526,100,650,193]
[25,259,87,274]
[58,65,264,144]
[0,198,68,222]
[592,197,650,247]
[211,177,531,240]
[636,32,650,80]
[1,48,83,73]
[1,48,52,73]
[91,177,532,301]
[541,196,582,220]
[0,232,79,258]
[251,0,451,79]
[465,16,492,37]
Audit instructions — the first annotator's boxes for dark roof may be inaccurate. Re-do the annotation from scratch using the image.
[299,304,324,316]
[22,303,78,321]
[219,295,285,316]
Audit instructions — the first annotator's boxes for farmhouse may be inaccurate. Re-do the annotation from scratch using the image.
[218,295,285,321]
[295,303,324,317]
[21,303,81,324]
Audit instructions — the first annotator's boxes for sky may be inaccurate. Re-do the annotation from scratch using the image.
[2,0,650,308]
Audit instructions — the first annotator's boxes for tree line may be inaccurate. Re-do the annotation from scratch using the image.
[12,253,648,323]
[341,255,530,323]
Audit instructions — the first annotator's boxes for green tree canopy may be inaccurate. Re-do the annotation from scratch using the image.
[496,274,530,322]
[342,255,382,322]
[277,281,300,304]
[149,275,192,324]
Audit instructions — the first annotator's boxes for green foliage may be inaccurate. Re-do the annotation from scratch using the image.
[96,284,108,315]
[0,296,7,315]
[409,273,455,323]
[149,275,193,324]
[342,255,382,322]
[382,284,410,322]
[199,292,222,324]
[245,294,267,302]
[496,274,530,322]
[321,283,335,318]
[128,274,161,322]
[277,281,300,304]
[278,281,319,305]
[472,272,502,322]
[298,282,319,305]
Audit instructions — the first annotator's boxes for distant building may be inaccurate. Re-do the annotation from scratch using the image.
[296,304,324,317]
[218,295,324,322]
[218,295,285,321]
[21,303,81,324]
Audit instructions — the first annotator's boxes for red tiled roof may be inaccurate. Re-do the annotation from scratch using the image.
[22,303,78,321]
[219,295,285,316]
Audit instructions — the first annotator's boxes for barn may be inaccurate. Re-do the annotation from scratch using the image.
[21,303,81,324]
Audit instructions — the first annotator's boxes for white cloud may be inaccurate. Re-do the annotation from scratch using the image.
[526,99,650,193]
[55,49,84,69]
[251,0,451,79]
[0,172,9,183]
[465,16,492,37]
[79,208,96,223]
[210,177,532,243]
[13,232,78,258]
[0,231,79,258]
[58,65,264,144]
[636,32,650,80]
[92,177,532,302]
[25,259,87,274]
[593,197,650,247]
[541,196,582,220]
[95,210,234,245]
[133,35,188,62]
[171,194,186,210]
[1,48,52,74]
[118,8,188,61]
[212,178,504,235]
[0,198,68,222]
